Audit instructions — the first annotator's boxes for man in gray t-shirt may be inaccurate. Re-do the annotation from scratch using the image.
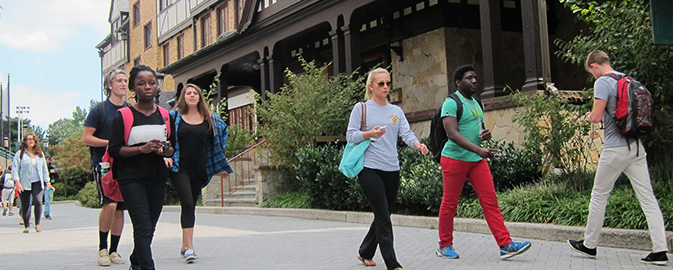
[567,50,668,266]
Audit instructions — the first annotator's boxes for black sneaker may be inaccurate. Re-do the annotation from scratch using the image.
[641,251,668,266]
[567,239,596,258]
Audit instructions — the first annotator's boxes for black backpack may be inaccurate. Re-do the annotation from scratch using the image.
[429,92,484,163]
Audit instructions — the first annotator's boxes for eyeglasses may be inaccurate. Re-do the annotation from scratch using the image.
[377,81,392,87]
[27,138,36,141]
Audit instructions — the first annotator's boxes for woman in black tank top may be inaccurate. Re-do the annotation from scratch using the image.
[164,83,218,263]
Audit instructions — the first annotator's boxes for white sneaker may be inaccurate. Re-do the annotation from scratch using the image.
[183,249,198,263]
[97,249,111,266]
[109,252,125,264]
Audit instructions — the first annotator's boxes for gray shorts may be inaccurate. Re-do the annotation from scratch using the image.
[1,188,14,203]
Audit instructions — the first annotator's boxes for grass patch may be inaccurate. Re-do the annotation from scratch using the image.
[261,191,312,209]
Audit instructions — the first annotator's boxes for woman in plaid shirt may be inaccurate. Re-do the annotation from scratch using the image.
[164,83,233,263]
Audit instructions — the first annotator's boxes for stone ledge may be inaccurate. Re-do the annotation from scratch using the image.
[166,205,673,252]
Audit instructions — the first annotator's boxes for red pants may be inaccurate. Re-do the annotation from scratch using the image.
[438,156,511,248]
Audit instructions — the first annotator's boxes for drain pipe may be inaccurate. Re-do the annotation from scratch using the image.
[192,17,197,52]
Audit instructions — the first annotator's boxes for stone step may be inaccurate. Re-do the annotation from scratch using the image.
[227,191,256,198]
[206,198,258,207]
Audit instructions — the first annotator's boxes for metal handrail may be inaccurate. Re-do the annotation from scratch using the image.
[219,139,268,207]
[226,139,267,162]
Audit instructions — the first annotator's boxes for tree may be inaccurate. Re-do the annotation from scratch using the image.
[51,132,90,197]
[47,105,88,146]
[254,56,364,167]
[555,0,673,165]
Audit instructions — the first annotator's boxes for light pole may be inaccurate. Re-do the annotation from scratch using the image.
[16,106,29,143]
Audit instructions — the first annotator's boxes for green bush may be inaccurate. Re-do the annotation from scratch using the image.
[225,125,257,158]
[293,144,367,211]
[261,191,312,209]
[77,181,100,208]
[255,56,365,167]
[511,90,592,175]
[397,140,442,216]
[555,0,673,166]
[483,140,543,191]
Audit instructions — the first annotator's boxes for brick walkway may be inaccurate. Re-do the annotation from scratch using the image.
[0,202,668,269]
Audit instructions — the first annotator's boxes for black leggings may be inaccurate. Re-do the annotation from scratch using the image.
[357,167,401,270]
[19,182,43,228]
[170,171,205,229]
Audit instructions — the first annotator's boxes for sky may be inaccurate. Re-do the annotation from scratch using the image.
[0,0,110,131]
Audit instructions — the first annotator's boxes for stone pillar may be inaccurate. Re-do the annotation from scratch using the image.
[266,55,283,94]
[342,25,360,74]
[330,29,345,75]
[521,0,552,92]
[479,0,505,98]
[258,58,268,99]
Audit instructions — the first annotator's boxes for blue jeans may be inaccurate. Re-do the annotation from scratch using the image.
[119,180,165,270]
[44,188,53,217]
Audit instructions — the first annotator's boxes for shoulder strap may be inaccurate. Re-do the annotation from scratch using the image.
[448,93,464,121]
[97,101,106,124]
[119,107,134,145]
[360,102,367,132]
[158,106,171,138]
[602,73,625,81]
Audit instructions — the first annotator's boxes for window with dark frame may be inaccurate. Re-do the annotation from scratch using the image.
[234,0,242,27]
[163,43,170,66]
[177,34,184,60]
[201,14,212,48]
[133,2,140,27]
[144,22,152,49]
[217,4,229,36]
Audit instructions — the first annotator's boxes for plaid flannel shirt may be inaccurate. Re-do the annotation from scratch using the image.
[170,110,234,187]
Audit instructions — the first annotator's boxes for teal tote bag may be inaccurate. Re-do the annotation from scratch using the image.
[339,102,370,178]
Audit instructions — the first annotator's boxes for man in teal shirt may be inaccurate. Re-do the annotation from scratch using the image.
[435,65,531,260]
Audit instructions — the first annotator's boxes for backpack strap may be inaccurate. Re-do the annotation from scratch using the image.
[119,107,134,145]
[158,106,171,138]
[360,102,367,132]
[449,92,485,129]
[448,93,464,121]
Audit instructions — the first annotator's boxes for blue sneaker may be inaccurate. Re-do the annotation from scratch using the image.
[436,246,460,259]
[500,241,531,260]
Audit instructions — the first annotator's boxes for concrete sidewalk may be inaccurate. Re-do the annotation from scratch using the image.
[0,202,669,269]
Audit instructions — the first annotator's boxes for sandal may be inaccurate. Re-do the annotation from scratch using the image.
[23,227,29,233]
[357,255,376,267]
[35,225,42,232]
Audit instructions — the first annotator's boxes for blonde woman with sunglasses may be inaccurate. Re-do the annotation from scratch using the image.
[347,68,429,270]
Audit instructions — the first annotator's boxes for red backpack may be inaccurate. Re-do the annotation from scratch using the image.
[603,73,654,137]
[100,106,171,202]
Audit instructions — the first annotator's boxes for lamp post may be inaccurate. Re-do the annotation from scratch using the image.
[3,137,7,168]
[155,71,165,105]
[16,106,29,143]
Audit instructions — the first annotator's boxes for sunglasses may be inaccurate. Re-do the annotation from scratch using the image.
[27,138,36,141]
[377,81,392,87]
[107,69,125,83]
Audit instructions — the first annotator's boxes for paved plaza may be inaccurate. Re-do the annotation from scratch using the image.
[0,202,669,269]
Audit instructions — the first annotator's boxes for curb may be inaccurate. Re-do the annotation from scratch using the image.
[164,205,673,252]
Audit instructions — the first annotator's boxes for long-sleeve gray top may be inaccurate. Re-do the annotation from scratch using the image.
[346,100,420,171]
